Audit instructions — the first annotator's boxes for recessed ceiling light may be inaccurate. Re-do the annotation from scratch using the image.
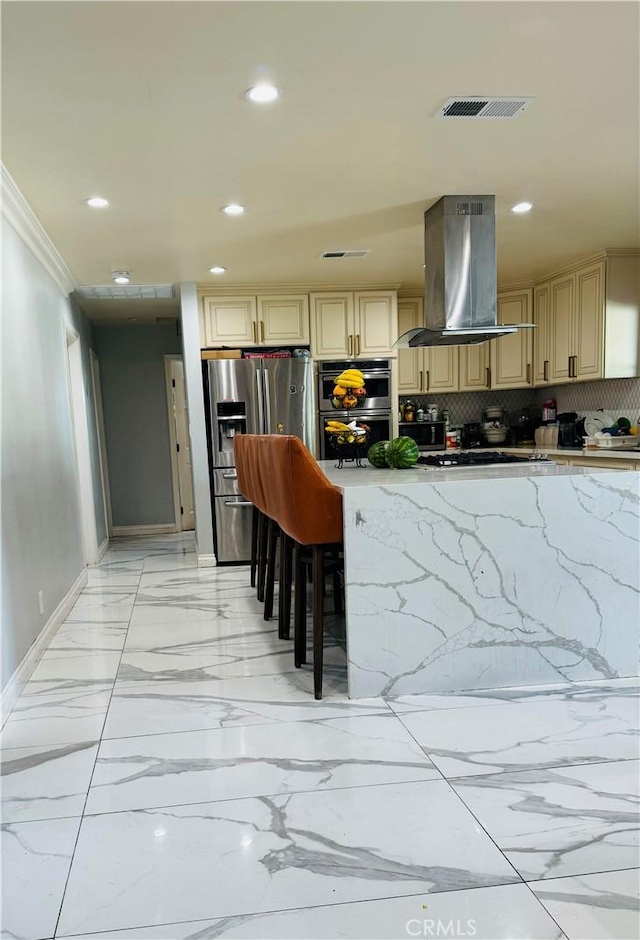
[112,269,131,284]
[84,196,109,208]
[127,317,141,322]
[510,201,533,214]
[245,84,280,104]
[209,266,227,275]
[222,204,245,216]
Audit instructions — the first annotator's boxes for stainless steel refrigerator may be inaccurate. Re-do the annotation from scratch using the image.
[204,357,316,563]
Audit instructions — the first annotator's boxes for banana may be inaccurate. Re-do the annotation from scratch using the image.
[326,421,350,431]
[337,371,364,387]
[338,368,364,380]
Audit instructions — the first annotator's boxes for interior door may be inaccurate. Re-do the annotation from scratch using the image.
[170,359,195,531]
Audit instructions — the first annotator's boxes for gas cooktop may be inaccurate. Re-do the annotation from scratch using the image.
[417,451,551,468]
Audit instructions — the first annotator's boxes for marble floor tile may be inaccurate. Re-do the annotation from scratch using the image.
[56,780,519,936]
[65,594,135,623]
[85,713,440,814]
[141,552,199,573]
[97,556,145,574]
[137,568,256,598]
[84,569,141,588]
[45,622,129,658]
[0,686,112,748]
[451,760,640,881]
[102,673,389,739]
[389,677,640,714]
[397,697,639,777]
[59,882,565,939]
[1,740,98,823]
[21,652,122,695]
[128,593,265,625]
[123,617,279,652]
[1,815,81,940]
[530,868,640,940]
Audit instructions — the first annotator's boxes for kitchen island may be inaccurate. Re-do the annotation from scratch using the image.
[318,460,640,698]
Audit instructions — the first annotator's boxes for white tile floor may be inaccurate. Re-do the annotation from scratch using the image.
[1,534,638,940]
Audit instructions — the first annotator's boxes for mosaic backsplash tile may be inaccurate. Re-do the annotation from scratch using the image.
[398,378,640,425]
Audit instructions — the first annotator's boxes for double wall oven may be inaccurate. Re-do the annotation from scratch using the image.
[318,359,393,459]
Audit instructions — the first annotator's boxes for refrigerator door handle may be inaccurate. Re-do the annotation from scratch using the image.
[263,366,272,432]
[255,367,266,432]
[225,500,252,508]
[222,471,237,479]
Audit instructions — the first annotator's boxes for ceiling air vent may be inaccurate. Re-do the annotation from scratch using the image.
[75,284,175,300]
[435,97,534,119]
[321,250,371,259]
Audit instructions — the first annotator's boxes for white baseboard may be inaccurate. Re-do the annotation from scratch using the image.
[198,554,217,567]
[1,567,88,723]
[111,523,178,537]
[95,536,110,562]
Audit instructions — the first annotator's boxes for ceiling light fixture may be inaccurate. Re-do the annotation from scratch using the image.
[245,83,280,104]
[209,266,227,275]
[84,196,109,208]
[510,201,533,214]
[112,269,131,284]
[222,204,245,216]
[127,317,141,322]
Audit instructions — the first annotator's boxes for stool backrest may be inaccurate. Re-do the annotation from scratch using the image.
[261,435,343,546]
[233,435,251,501]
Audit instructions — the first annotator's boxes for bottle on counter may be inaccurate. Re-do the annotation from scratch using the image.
[427,403,439,422]
[399,401,405,422]
[416,405,425,422]
[541,398,557,423]
[404,399,415,422]
[441,408,450,429]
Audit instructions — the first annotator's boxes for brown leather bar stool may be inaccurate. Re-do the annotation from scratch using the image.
[233,436,258,587]
[262,435,343,699]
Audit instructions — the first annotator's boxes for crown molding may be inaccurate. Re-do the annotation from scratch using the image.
[196,281,402,296]
[1,163,76,296]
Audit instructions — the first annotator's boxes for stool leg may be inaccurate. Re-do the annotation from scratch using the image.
[313,545,324,700]
[250,506,258,588]
[294,542,307,667]
[278,533,293,640]
[332,568,343,615]
[263,519,279,621]
[257,511,268,602]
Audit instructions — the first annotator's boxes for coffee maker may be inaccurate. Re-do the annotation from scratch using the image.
[461,422,484,448]
[509,408,537,446]
[557,413,584,448]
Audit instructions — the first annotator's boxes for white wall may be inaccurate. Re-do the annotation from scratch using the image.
[1,216,104,689]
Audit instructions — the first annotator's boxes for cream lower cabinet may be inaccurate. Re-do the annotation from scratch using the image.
[201,294,309,347]
[311,290,397,359]
[397,298,458,393]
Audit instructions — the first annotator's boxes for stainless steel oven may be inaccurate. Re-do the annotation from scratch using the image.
[317,359,392,412]
[320,410,392,460]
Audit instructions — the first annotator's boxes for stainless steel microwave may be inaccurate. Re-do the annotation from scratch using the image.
[399,421,446,451]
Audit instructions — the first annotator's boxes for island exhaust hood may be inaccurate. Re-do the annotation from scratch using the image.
[396,195,535,347]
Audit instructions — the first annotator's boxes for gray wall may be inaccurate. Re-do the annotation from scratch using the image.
[1,216,105,689]
[95,323,182,528]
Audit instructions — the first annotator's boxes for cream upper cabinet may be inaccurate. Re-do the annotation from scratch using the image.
[397,299,423,394]
[258,295,310,346]
[533,282,551,385]
[549,274,576,383]
[574,262,604,380]
[490,289,533,389]
[426,346,459,393]
[201,293,310,347]
[459,342,491,391]
[311,290,397,359]
[201,296,257,346]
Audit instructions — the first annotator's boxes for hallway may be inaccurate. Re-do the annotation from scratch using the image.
[1,535,638,940]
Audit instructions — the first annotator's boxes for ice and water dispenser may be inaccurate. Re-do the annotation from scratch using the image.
[215,401,247,461]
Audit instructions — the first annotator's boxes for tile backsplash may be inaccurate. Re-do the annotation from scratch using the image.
[399,377,640,425]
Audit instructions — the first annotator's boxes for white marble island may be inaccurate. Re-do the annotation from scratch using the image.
[318,460,640,699]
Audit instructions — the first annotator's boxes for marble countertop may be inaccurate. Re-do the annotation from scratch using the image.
[479,445,640,461]
[317,459,621,489]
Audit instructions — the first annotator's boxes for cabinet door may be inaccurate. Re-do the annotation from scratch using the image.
[459,343,491,390]
[571,457,635,469]
[575,262,604,380]
[310,293,353,358]
[425,346,459,392]
[258,295,310,346]
[397,300,423,394]
[202,296,257,346]
[533,282,551,385]
[354,291,397,356]
[491,289,533,389]
[549,274,575,383]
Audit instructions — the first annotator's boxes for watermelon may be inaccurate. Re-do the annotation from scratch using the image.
[385,436,419,469]
[367,440,389,468]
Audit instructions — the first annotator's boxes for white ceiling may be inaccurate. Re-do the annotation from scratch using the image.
[2,0,639,311]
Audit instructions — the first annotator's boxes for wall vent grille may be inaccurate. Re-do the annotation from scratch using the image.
[321,250,371,259]
[436,97,534,120]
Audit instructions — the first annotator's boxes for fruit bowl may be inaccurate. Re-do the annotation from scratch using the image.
[331,387,367,410]
[326,424,370,468]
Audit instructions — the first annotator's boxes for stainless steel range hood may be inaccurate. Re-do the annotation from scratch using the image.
[396,195,535,347]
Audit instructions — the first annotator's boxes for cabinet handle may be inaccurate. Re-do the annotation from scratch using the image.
[425,370,430,392]
[485,366,491,388]
[543,359,549,382]
[252,321,257,344]
[568,356,573,378]
[419,370,423,392]
[356,334,361,356]
[572,355,578,377]
[526,363,531,385]
[260,321,265,343]
[348,334,353,356]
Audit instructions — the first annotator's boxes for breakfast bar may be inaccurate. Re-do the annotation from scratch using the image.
[319,461,640,699]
